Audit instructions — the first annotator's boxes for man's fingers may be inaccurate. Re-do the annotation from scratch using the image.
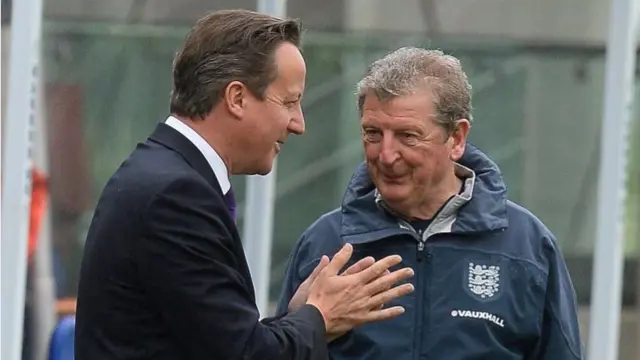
[367,283,415,310]
[356,255,403,283]
[370,270,391,310]
[323,243,354,276]
[361,306,407,323]
[365,267,414,295]
[342,256,375,276]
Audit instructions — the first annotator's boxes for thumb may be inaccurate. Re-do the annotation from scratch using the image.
[324,243,354,276]
[307,255,330,283]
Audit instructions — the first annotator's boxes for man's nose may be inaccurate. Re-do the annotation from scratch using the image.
[378,135,399,165]
[288,110,305,135]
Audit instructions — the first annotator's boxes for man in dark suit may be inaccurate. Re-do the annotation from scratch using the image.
[74,9,415,360]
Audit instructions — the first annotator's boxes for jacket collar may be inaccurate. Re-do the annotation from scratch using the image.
[147,122,223,196]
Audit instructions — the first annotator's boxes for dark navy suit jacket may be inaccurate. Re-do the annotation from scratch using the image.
[75,122,328,360]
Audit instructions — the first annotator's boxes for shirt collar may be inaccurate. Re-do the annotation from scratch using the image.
[164,116,231,194]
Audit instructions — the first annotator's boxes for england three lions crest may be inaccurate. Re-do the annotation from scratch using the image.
[468,263,500,299]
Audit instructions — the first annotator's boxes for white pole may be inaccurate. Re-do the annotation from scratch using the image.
[32,73,58,360]
[587,0,638,358]
[243,0,287,319]
[1,0,44,360]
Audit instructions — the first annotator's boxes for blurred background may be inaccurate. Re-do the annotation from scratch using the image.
[1,0,639,359]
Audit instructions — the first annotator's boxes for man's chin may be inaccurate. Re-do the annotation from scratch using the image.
[239,156,275,176]
[376,176,409,190]
[255,167,273,176]
[377,185,410,203]
[254,156,276,176]
[250,162,273,176]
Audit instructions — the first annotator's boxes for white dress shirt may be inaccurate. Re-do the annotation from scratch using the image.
[165,116,231,194]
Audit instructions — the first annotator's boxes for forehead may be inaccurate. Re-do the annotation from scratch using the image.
[270,42,306,95]
[361,91,436,128]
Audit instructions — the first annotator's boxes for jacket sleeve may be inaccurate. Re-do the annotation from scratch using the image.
[136,177,328,360]
[530,236,584,359]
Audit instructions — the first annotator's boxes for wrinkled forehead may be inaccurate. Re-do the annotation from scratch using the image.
[360,91,437,125]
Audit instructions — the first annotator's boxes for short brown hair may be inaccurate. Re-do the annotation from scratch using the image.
[170,9,303,119]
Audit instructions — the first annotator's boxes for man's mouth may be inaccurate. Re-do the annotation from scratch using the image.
[380,171,406,181]
[380,170,401,178]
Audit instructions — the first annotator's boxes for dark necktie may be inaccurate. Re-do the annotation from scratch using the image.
[224,187,237,220]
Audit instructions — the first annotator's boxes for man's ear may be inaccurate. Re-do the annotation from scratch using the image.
[224,81,247,119]
[450,119,471,161]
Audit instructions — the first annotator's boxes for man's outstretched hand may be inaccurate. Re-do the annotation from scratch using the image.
[301,244,414,341]
[288,253,378,313]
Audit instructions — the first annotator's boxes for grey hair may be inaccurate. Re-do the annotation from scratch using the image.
[356,47,473,132]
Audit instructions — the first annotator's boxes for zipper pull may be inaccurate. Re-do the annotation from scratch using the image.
[417,229,425,261]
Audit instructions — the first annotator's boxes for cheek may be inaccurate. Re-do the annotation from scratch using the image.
[363,142,379,160]
[261,111,285,139]
[404,147,433,167]
[276,113,292,134]
[405,147,448,177]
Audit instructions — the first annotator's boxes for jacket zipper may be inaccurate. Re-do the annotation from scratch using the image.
[413,229,424,360]
[399,222,434,360]
[417,239,425,261]
[400,194,458,359]
[416,229,433,359]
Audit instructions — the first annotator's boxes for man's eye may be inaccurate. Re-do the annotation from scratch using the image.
[401,133,420,145]
[363,130,381,141]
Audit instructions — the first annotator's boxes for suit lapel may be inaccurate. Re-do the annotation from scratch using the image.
[147,122,223,196]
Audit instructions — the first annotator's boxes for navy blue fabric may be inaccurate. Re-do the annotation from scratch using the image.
[276,143,583,360]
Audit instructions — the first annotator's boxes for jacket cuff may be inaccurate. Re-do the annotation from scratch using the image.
[298,304,327,335]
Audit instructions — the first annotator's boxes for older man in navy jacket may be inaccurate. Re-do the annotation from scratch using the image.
[277,47,583,359]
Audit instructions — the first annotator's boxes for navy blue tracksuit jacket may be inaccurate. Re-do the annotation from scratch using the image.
[276,144,583,360]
